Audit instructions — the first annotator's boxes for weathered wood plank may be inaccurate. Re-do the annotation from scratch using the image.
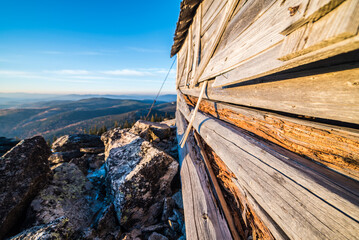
[181,64,359,124]
[191,4,201,79]
[177,37,188,88]
[193,131,243,240]
[281,0,346,35]
[177,98,359,240]
[185,25,193,86]
[200,0,310,83]
[215,0,276,56]
[192,0,241,87]
[176,110,233,240]
[200,6,226,64]
[201,139,278,240]
[201,0,228,35]
[279,0,359,61]
[181,93,359,181]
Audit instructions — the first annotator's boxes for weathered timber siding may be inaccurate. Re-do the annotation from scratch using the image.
[182,93,359,180]
[177,96,359,240]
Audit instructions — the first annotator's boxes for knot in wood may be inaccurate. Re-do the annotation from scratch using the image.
[288,5,299,16]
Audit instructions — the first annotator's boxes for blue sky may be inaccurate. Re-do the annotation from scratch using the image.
[0,0,181,94]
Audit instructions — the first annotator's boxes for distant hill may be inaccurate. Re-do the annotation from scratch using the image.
[0,97,176,140]
[0,93,177,109]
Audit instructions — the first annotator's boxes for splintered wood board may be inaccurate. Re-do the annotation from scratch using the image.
[177,97,359,240]
[181,93,359,181]
[176,110,233,240]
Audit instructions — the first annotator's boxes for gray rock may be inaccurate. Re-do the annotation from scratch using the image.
[48,150,83,165]
[27,163,94,232]
[82,204,121,240]
[80,147,105,154]
[148,232,169,240]
[88,153,105,170]
[172,191,183,209]
[105,130,179,230]
[160,119,176,127]
[0,136,51,239]
[101,128,128,159]
[9,217,73,240]
[52,134,103,152]
[130,120,171,141]
[161,197,175,222]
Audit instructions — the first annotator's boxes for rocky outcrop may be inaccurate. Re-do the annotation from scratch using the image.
[9,217,73,240]
[49,134,105,175]
[27,163,96,233]
[52,134,103,152]
[130,120,172,141]
[101,128,127,159]
[2,119,183,239]
[48,150,83,165]
[0,136,51,239]
[105,130,179,230]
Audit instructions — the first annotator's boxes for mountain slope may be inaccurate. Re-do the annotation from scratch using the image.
[0,98,176,139]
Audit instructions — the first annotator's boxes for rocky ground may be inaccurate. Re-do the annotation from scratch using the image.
[0,119,184,240]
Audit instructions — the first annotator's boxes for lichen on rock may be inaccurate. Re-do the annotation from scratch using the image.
[104,126,179,231]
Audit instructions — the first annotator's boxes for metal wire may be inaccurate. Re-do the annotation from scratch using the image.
[145,56,177,120]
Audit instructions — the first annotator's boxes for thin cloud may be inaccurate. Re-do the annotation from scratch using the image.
[44,70,91,75]
[0,70,30,76]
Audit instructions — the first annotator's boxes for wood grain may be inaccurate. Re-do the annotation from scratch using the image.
[200,0,310,82]
[177,98,359,240]
[181,64,359,124]
[281,0,346,35]
[181,93,359,180]
[176,110,233,240]
[279,0,359,61]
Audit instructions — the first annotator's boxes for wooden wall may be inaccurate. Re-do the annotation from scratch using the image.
[175,0,359,239]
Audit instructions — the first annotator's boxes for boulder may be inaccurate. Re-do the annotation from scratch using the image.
[80,147,105,154]
[48,150,83,165]
[160,119,176,127]
[101,128,128,159]
[82,204,121,240]
[27,163,94,232]
[148,232,169,240]
[0,136,51,239]
[172,191,183,209]
[9,217,74,240]
[52,134,103,152]
[130,120,171,141]
[88,153,105,170]
[105,130,179,230]
[69,154,90,174]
